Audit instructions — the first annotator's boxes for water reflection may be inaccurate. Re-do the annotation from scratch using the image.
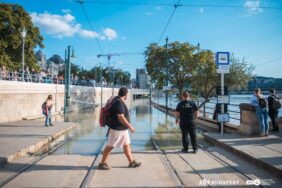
[36,99,212,156]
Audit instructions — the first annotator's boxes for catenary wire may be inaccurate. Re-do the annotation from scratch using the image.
[157,0,181,44]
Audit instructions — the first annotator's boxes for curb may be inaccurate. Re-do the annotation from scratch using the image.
[203,133,282,178]
[0,123,78,167]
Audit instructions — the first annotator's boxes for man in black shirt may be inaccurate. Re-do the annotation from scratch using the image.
[175,91,199,153]
[268,89,280,132]
[98,87,141,170]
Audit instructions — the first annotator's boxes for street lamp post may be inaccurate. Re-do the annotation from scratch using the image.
[100,64,103,106]
[21,28,27,81]
[64,45,75,115]
[165,37,169,111]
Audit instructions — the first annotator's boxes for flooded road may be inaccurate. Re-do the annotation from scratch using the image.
[37,99,212,156]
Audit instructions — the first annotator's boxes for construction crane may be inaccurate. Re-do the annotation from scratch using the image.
[97,53,120,64]
[97,52,142,63]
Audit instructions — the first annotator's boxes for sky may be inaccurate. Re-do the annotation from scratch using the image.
[2,0,282,78]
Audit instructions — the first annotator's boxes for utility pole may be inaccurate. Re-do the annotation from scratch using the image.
[165,37,169,111]
[100,64,103,106]
[197,42,200,107]
[97,53,120,96]
[64,46,75,114]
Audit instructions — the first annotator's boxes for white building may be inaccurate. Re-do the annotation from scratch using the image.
[136,69,149,89]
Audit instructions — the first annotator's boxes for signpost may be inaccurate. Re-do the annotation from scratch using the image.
[216,52,230,136]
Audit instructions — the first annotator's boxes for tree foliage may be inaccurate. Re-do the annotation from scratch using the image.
[145,41,254,103]
[0,3,44,71]
[145,41,198,97]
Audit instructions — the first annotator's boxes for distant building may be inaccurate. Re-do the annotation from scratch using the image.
[136,69,149,89]
[36,50,47,70]
[46,55,65,77]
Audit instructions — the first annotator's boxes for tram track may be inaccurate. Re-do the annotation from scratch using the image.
[151,137,265,188]
[79,138,108,188]
[0,134,73,187]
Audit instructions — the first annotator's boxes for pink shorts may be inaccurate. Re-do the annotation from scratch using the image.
[107,129,131,148]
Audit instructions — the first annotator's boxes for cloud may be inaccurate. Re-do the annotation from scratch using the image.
[145,12,154,16]
[199,8,204,14]
[79,29,99,38]
[103,28,118,40]
[62,9,71,14]
[121,36,126,40]
[244,0,263,15]
[30,12,79,38]
[30,12,118,40]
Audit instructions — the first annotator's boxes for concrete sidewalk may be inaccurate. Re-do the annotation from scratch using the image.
[0,120,77,166]
[2,148,281,187]
[204,132,282,178]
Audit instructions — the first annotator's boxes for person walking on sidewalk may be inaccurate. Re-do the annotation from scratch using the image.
[268,89,280,132]
[98,87,141,170]
[175,91,199,153]
[42,95,54,127]
[249,88,269,136]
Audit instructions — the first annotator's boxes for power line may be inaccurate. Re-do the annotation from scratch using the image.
[157,0,182,44]
[80,0,282,10]
[256,56,282,67]
[76,0,104,54]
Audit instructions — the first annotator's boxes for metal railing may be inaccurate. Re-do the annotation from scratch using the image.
[151,92,241,125]
[0,70,132,88]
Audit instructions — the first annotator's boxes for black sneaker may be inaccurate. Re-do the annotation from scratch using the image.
[193,149,198,154]
[97,163,111,170]
[128,160,141,168]
[50,124,54,126]
[44,125,49,127]
[181,149,188,153]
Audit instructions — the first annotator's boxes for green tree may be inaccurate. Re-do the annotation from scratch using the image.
[145,41,254,104]
[190,50,217,102]
[145,41,198,99]
[0,3,44,71]
[191,52,254,106]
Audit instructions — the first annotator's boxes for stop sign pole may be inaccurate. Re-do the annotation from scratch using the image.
[216,52,230,136]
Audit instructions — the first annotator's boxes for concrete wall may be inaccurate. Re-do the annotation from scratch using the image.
[0,81,132,123]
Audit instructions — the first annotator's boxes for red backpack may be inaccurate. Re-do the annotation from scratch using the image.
[99,96,119,127]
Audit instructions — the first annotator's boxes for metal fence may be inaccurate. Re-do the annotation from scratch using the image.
[0,69,133,88]
[151,90,241,125]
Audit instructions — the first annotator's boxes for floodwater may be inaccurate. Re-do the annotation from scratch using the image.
[35,99,212,156]
[153,94,282,125]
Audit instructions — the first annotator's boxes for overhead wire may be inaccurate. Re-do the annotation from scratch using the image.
[256,56,282,67]
[157,0,181,44]
[81,0,282,10]
[76,0,104,54]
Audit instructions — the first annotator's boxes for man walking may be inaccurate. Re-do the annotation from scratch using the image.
[268,89,280,132]
[175,91,199,153]
[98,87,141,170]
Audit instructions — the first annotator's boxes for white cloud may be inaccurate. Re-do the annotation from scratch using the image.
[145,12,154,16]
[30,12,79,38]
[79,29,99,38]
[199,8,204,14]
[244,0,263,15]
[62,9,71,14]
[30,12,118,40]
[103,28,118,40]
